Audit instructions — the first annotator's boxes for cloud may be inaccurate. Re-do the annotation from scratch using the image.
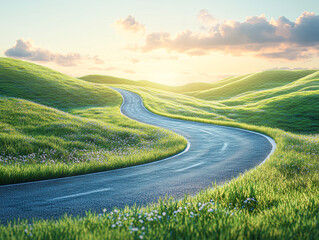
[266,67,316,71]
[130,58,140,64]
[150,55,179,61]
[88,55,105,64]
[5,39,104,66]
[123,69,136,74]
[115,15,145,34]
[197,9,217,27]
[257,46,314,60]
[89,67,117,71]
[140,12,319,60]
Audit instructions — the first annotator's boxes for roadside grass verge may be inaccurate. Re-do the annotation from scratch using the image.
[1,86,318,239]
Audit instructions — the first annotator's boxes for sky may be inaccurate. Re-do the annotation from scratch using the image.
[1,0,319,85]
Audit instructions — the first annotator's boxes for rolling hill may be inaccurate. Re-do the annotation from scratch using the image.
[79,74,215,93]
[186,70,318,101]
[222,70,319,106]
[0,58,121,110]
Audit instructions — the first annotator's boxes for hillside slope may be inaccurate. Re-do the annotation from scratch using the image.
[187,70,317,101]
[0,58,121,109]
[222,70,319,106]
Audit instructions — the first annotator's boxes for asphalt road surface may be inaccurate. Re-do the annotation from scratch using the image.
[0,88,275,223]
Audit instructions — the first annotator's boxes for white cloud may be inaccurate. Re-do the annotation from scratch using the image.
[140,12,319,61]
[115,15,145,34]
[197,9,217,27]
[5,39,104,66]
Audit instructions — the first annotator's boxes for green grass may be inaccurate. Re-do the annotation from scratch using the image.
[221,71,319,106]
[0,58,120,110]
[0,58,187,184]
[1,59,318,239]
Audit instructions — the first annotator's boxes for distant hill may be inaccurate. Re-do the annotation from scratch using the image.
[79,75,215,93]
[186,70,318,101]
[222,70,319,106]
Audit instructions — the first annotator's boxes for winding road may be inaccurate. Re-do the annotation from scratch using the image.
[0,88,275,223]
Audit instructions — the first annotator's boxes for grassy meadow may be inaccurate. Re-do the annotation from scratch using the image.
[0,58,187,184]
[0,59,318,239]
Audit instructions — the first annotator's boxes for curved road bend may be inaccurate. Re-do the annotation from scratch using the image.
[0,88,275,223]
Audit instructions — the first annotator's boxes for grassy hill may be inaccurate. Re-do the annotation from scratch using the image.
[0,58,121,110]
[0,58,186,184]
[187,70,317,101]
[222,70,319,106]
[80,74,215,93]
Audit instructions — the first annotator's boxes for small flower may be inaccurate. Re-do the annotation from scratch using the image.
[243,198,257,204]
